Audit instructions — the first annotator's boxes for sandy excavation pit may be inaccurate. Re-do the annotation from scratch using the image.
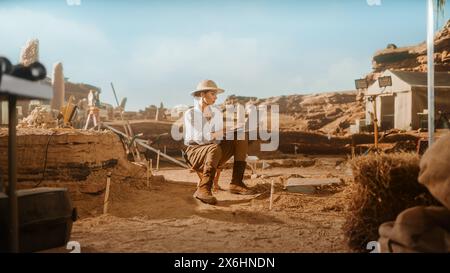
[67,152,352,253]
[0,128,147,217]
[0,128,125,183]
[0,127,355,252]
[71,162,353,253]
[3,116,446,254]
[0,126,428,253]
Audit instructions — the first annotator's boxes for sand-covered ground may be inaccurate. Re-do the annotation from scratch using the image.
[69,156,354,253]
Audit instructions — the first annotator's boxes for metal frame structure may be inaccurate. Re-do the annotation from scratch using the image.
[0,74,52,252]
[427,0,436,146]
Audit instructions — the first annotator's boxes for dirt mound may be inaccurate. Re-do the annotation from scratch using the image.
[0,128,126,183]
[0,127,154,218]
[70,165,353,252]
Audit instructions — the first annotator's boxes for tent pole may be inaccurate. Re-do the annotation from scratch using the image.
[8,96,19,252]
[427,0,435,146]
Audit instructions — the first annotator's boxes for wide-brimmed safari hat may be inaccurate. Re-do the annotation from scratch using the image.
[190,79,224,97]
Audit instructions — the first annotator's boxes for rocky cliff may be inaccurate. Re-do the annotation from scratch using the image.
[224,91,365,135]
[222,20,450,135]
[367,19,450,82]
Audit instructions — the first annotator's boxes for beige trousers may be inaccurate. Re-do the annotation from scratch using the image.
[184,139,248,187]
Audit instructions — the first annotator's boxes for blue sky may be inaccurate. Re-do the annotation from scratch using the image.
[1,0,449,110]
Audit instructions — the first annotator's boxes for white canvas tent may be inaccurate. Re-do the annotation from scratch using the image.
[366,69,450,130]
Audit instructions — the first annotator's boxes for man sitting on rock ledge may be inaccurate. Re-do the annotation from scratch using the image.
[183,79,254,205]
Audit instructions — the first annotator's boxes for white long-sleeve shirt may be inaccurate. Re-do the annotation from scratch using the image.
[184,104,222,146]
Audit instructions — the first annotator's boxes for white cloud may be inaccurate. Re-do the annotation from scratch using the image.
[367,0,382,7]
[307,58,370,92]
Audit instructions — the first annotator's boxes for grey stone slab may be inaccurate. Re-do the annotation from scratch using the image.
[285,177,342,194]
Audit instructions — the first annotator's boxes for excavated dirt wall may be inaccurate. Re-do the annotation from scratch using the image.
[0,128,126,183]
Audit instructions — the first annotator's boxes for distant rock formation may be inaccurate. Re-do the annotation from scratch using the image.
[51,62,65,110]
[223,91,365,135]
[386,44,398,50]
[18,106,57,129]
[64,82,101,102]
[19,39,39,66]
[367,19,450,83]
[16,39,40,117]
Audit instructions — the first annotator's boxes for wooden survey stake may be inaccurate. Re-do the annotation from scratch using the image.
[103,172,112,214]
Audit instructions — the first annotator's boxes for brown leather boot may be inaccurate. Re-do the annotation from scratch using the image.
[229,161,254,195]
[193,169,217,204]
[193,186,217,204]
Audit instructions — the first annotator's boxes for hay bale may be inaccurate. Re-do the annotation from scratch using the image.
[344,153,439,252]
